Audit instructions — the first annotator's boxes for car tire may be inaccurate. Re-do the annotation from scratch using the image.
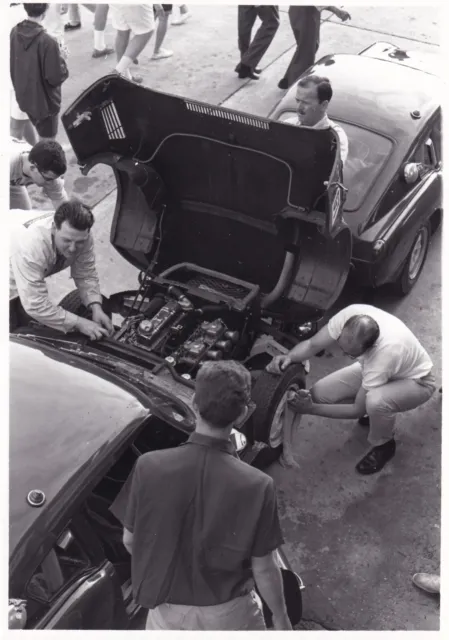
[395,221,431,296]
[59,289,85,314]
[251,365,306,447]
[59,290,110,318]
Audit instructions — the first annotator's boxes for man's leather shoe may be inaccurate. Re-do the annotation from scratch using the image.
[238,63,259,80]
[356,439,396,475]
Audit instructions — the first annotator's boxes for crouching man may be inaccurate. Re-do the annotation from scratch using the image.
[267,304,436,474]
[10,199,113,340]
[110,361,292,630]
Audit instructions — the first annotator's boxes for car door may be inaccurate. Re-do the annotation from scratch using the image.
[16,515,127,630]
[366,118,441,286]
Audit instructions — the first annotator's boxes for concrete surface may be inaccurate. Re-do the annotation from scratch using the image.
[12,4,442,631]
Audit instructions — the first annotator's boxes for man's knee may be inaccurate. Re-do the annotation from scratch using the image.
[310,380,327,404]
[366,389,390,416]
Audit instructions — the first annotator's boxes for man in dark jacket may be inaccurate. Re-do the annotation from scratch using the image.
[10,3,69,140]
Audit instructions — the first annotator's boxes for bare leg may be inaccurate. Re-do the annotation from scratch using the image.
[115,29,130,63]
[153,12,170,55]
[10,117,38,145]
[124,31,153,61]
[115,31,153,81]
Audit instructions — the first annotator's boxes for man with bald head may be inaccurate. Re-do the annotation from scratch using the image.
[266,304,435,474]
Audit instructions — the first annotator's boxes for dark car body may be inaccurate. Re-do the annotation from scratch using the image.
[270,42,442,291]
[9,334,304,629]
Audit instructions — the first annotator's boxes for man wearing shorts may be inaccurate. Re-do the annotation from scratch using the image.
[10,3,69,140]
[109,4,164,83]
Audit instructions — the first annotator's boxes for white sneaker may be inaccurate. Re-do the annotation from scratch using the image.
[152,48,174,60]
[171,12,191,25]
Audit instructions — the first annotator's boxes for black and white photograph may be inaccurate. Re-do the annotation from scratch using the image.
[7,1,443,632]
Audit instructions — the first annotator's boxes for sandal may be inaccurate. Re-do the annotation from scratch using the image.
[356,439,396,475]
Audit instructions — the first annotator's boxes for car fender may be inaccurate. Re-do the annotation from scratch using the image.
[373,170,440,286]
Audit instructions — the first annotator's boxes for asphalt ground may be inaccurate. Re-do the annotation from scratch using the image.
[10,4,442,631]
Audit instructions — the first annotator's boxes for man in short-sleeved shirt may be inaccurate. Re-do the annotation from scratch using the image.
[110,360,292,631]
[266,304,435,474]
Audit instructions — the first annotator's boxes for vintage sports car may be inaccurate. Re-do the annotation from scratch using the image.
[270,42,442,294]
[42,72,350,458]
[9,78,355,628]
[9,336,304,629]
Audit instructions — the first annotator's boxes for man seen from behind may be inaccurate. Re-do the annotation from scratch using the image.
[110,360,292,630]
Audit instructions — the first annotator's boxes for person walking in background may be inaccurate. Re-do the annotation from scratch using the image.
[236,5,279,80]
[171,4,190,25]
[278,5,351,90]
[63,4,114,58]
[152,4,173,60]
[109,4,163,83]
[10,3,69,141]
[110,361,292,630]
[10,138,68,211]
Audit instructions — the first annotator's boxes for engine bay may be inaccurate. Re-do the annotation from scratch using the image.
[110,266,260,377]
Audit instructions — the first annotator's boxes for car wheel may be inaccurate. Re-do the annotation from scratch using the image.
[59,289,85,314]
[395,222,431,296]
[59,290,110,318]
[251,365,306,447]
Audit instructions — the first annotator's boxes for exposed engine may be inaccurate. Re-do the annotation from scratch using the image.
[113,284,244,375]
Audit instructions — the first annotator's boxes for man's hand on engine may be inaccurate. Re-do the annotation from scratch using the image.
[91,305,114,336]
[76,317,110,341]
[266,354,292,375]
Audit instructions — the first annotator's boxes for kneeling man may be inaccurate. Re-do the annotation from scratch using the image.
[267,304,436,474]
[10,199,113,340]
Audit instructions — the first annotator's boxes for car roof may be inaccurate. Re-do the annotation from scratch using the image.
[9,338,150,560]
[275,52,440,143]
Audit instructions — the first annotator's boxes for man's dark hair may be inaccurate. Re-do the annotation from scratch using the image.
[29,140,67,177]
[343,315,380,351]
[23,3,48,18]
[54,199,95,231]
[194,361,251,429]
[298,74,333,103]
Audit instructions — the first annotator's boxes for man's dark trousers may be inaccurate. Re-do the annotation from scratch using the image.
[238,6,280,70]
[281,6,321,88]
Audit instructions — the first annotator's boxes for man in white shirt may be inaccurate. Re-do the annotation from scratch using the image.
[266,304,435,474]
[284,75,348,166]
[10,199,113,340]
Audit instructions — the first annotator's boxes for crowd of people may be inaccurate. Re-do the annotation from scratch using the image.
[9,3,439,632]
[9,3,191,144]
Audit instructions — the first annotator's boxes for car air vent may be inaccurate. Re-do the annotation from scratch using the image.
[101,101,126,140]
[184,100,270,130]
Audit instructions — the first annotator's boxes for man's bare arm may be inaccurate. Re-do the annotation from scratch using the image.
[252,552,292,630]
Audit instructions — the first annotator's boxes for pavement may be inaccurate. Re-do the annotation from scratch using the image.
[14,4,442,631]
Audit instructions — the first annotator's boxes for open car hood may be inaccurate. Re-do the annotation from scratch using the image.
[63,75,351,313]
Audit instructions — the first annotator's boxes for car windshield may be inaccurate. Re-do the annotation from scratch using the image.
[277,112,393,211]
